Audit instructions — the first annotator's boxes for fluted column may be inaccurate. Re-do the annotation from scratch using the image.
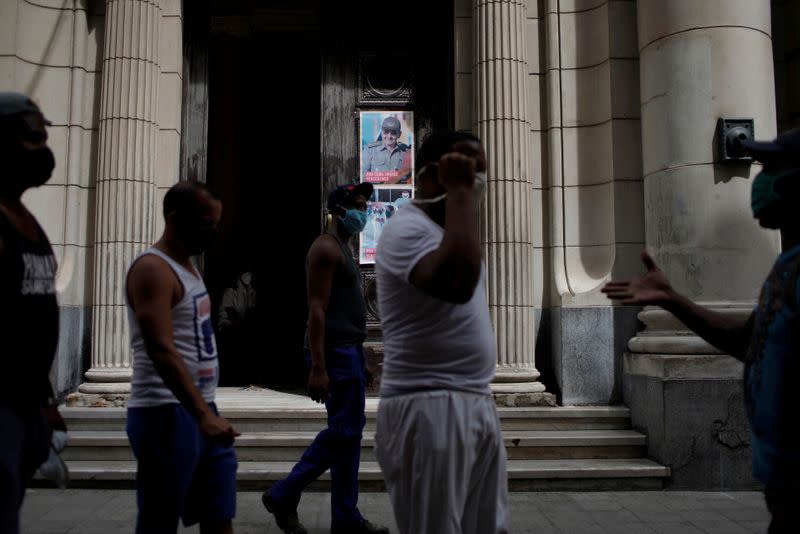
[79,0,161,393]
[474,0,545,394]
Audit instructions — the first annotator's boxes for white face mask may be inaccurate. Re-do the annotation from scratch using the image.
[474,171,488,197]
[413,164,488,205]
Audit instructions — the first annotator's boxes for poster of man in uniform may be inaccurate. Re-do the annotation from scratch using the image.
[360,111,414,185]
[360,188,413,264]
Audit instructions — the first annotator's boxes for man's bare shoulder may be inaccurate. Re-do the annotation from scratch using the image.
[308,234,344,264]
[129,253,171,277]
[127,254,178,296]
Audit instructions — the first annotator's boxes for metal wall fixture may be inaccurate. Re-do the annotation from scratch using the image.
[717,118,755,163]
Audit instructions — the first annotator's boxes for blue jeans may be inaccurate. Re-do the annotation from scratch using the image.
[127,402,238,533]
[270,345,366,527]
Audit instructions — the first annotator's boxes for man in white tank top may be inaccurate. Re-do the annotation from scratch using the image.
[126,182,239,534]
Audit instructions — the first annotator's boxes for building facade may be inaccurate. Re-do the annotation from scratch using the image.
[2,0,798,488]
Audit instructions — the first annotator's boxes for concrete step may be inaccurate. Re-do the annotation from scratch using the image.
[52,459,669,491]
[61,406,633,433]
[62,429,647,462]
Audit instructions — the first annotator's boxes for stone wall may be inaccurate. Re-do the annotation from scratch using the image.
[541,0,645,405]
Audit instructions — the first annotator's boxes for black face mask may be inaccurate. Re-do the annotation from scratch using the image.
[9,146,56,189]
[177,222,218,256]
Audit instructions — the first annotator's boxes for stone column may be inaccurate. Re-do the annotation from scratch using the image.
[632,0,779,355]
[474,0,545,395]
[79,0,161,394]
[625,0,779,488]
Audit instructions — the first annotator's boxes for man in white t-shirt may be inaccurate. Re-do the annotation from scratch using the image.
[375,131,508,534]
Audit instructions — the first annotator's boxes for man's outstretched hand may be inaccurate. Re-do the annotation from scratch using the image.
[602,251,674,307]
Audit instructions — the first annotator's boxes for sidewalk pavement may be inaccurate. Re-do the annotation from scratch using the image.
[21,489,769,533]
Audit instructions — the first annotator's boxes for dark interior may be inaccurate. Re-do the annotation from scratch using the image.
[196,0,453,389]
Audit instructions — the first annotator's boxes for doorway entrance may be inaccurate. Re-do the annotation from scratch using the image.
[204,5,322,388]
[185,0,454,389]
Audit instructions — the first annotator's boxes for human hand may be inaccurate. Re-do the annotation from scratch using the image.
[199,413,239,446]
[602,251,675,306]
[308,365,330,404]
[437,152,476,192]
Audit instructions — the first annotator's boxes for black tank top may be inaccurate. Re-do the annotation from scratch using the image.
[304,234,367,349]
[0,209,59,407]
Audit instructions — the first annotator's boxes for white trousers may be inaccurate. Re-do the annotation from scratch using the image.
[375,390,509,534]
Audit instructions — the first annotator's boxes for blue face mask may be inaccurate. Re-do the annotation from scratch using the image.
[340,209,367,235]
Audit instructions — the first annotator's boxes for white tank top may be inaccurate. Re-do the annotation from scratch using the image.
[127,248,219,408]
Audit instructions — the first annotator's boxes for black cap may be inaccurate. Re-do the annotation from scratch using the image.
[326,183,374,211]
[0,92,51,124]
[741,128,800,164]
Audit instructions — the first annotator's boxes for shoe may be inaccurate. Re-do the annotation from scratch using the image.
[331,519,390,534]
[262,491,308,534]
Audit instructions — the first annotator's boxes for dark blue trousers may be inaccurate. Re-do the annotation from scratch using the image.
[270,345,366,527]
[0,404,50,534]
[126,402,237,533]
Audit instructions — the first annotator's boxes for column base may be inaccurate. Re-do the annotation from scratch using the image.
[77,382,131,394]
[491,381,546,394]
[623,351,754,489]
[494,365,541,383]
[623,303,757,489]
[629,304,751,355]
[78,367,132,395]
[491,365,551,405]
[492,383,556,407]
[66,391,129,407]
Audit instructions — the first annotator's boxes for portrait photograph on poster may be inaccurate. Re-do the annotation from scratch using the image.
[377,187,413,209]
[359,187,414,264]
[360,111,414,185]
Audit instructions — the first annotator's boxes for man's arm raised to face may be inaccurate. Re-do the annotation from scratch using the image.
[127,255,238,443]
[602,251,753,361]
[410,153,482,304]
[306,235,341,403]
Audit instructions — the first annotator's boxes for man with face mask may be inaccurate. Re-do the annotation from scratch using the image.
[125,181,239,534]
[0,93,66,534]
[263,183,388,534]
[603,129,800,534]
[374,131,507,534]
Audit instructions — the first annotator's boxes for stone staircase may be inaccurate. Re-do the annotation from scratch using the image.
[56,389,669,491]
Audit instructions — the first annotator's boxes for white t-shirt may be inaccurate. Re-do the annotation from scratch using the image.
[376,204,497,397]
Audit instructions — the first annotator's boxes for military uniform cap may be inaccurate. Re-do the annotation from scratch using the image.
[381,116,401,132]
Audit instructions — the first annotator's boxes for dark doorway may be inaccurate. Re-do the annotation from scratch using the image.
[189,0,453,390]
[205,6,321,388]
